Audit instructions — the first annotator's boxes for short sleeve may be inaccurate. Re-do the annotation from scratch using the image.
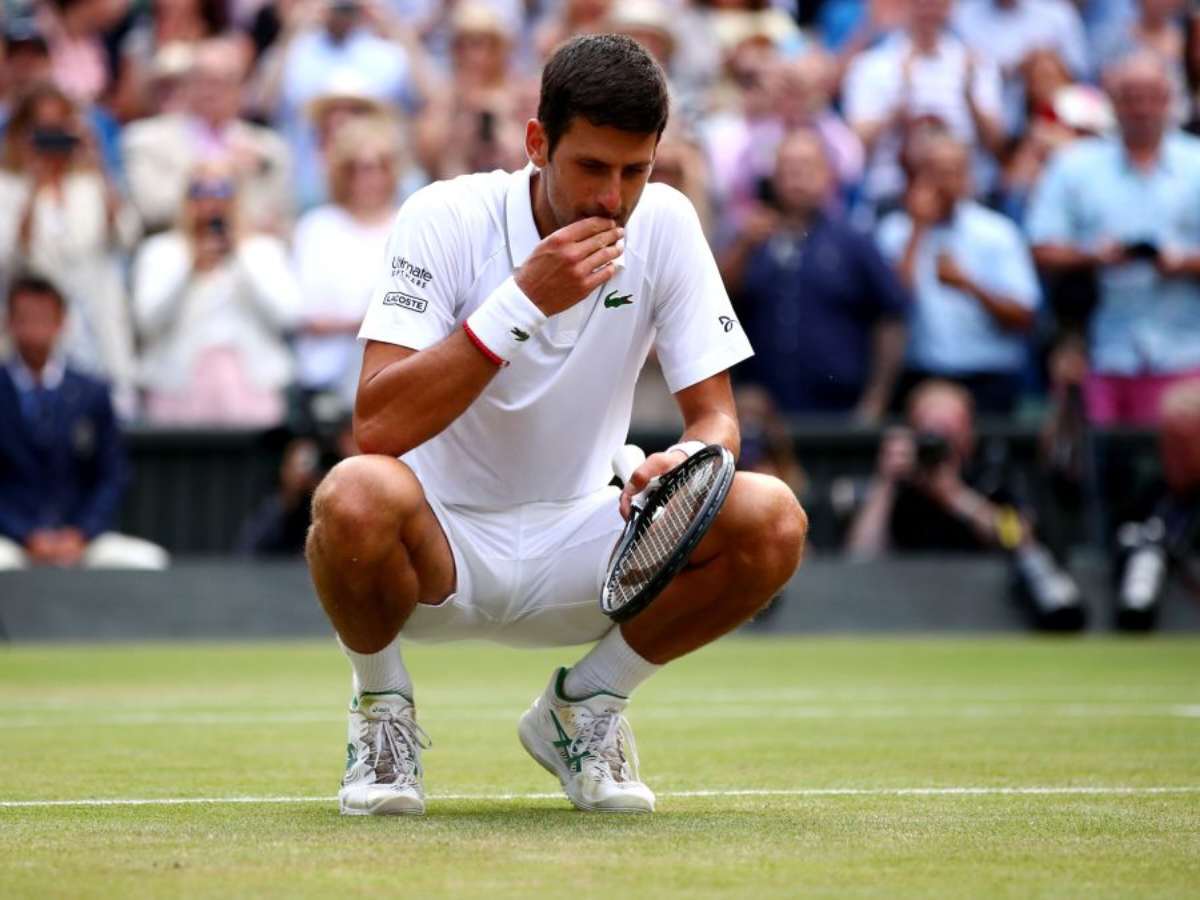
[651,190,754,393]
[874,211,912,264]
[983,219,1040,310]
[358,184,464,351]
[1024,148,1076,246]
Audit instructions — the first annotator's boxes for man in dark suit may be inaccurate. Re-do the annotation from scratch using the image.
[0,274,167,569]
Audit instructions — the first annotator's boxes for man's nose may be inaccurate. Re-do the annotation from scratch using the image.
[597,176,622,216]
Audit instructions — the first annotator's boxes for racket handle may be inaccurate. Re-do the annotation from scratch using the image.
[612,444,646,486]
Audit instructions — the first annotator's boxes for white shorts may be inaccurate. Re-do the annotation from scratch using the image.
[402,486,625,647]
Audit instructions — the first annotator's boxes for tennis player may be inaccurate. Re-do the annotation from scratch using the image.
[307,34,808,816]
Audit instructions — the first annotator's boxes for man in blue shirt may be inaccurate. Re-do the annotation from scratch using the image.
[721,129,909,420]
[0,275,166,570]
[1027,52,1200,425]
[877,133,1039,414]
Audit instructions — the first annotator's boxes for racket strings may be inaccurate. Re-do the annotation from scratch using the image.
[612,460,719,602]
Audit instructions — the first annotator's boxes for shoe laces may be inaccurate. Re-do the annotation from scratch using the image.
[569,706,640,785]
[364,707,431,788]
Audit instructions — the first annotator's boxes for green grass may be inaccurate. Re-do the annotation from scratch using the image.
[1,637,1198,898]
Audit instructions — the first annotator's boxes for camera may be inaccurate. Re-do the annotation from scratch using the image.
[31,127,80,155]
[914,431,951,472]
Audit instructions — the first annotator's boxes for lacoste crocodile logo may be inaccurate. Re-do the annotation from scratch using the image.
[511,327,530,342]
[604,291,634,309]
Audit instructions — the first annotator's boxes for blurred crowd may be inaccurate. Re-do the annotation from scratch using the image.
[1,0,1199,618]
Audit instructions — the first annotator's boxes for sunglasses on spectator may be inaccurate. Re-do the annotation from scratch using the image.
[346,158,390,173]
[187,180,236,200]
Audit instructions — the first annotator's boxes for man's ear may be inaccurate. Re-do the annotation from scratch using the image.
[525,119,549,168]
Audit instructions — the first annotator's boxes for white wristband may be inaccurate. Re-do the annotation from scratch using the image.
[666,440,706,461]
[463,276,548,366]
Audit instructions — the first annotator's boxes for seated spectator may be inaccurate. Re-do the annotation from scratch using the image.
[251,0,436,210]
[0,82,139,418]
[293,115,401,411]
[132,160,301,426]
[842,0,1006,218]
[414,3,526,181]
[236,432,348,556]
[844,379,1084,629]
[1188,6,1200,133]
[878,133,1038,415]
[1027,52,1200,426]
[722,129,908,421]
[0,275,167,570]
[123,35,293,235]
[110,0,233,121]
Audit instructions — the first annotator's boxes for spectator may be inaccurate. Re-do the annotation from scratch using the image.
[998,51,1113,222]
[293,114,401,411]
[1111,378,1200,629]
[0,82,139,418]
[252,0,436,210]
[1185,5,1200,132]
[954,0,1090,81]
[724,51,864,220]
[236,433,342,555]
[534,0,614,61]
[414,3,525,181]
[132,160,301,426]
[1094,0,1189,94]
[0,275,167,570]
[842,0,1006,217]
[123,35,293,235]
[110,0,233,121]
[1027,52,1200,426]
[723,129,908,421]
[844,378,1085,629]
[878,133,1038,415]
[0,21,123,181]
[648,125,714,238]
[40,0,126,106]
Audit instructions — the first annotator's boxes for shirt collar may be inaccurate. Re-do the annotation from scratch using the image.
[1117,133,1177,176]
[9,352,64,391]
[505,163,542,269]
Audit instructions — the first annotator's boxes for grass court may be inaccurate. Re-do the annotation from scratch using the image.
[1,636,1198,898]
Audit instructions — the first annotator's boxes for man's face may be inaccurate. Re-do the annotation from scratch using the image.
[189,47,242,124]
[1112,71,1170,148]
[527,117,658,228]
[773,132,832,215]
[8,290,64,369]
[909,391,974,467]
[922,139,970,206]
[909,0,951,33]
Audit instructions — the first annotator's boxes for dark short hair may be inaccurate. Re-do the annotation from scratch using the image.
[538,34,669,155]
[7,272,65,312]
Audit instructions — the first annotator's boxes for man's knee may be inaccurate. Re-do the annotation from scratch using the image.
[720,473,808,579]
[309,455,426,558]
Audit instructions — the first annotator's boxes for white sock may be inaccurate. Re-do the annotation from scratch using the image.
[339,633,413,700]
[563,627,660,699]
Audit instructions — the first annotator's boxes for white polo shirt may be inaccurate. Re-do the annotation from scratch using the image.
[358,165,753,508]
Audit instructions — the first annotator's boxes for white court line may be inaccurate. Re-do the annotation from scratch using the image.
[1,704,1199,729]
[2,786,1199,809]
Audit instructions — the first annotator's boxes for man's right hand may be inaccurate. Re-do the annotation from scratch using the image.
[25,529,59,564]
[514,217,624,316]
[876,428,916,483]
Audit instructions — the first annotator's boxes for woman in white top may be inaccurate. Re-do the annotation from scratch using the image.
[0,83,140,418]
[133,159,301,426]
[292,114,404,411]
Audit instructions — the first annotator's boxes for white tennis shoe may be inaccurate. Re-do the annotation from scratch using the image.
[338,692,431,816]
[518,668,655,813]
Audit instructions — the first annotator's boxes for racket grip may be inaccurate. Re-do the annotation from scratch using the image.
[612,444,647,486]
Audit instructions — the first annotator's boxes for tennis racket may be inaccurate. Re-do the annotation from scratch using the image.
[600,443,736,623]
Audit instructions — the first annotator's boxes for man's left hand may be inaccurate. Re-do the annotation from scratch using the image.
[619,450,688,520]
[51,528,87,566]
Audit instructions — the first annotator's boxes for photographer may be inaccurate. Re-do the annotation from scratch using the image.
[0,82,138,418]
[132,160,301,426]
[845,379,1085,630]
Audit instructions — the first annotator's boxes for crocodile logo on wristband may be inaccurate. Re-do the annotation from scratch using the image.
[510,327,530,342]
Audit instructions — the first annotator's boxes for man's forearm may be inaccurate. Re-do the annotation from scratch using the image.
[354,329,501,457]
[677,409,741,460]
[858,319,906,417]
[1032,243,1097,272]
[966,282,1034,332]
